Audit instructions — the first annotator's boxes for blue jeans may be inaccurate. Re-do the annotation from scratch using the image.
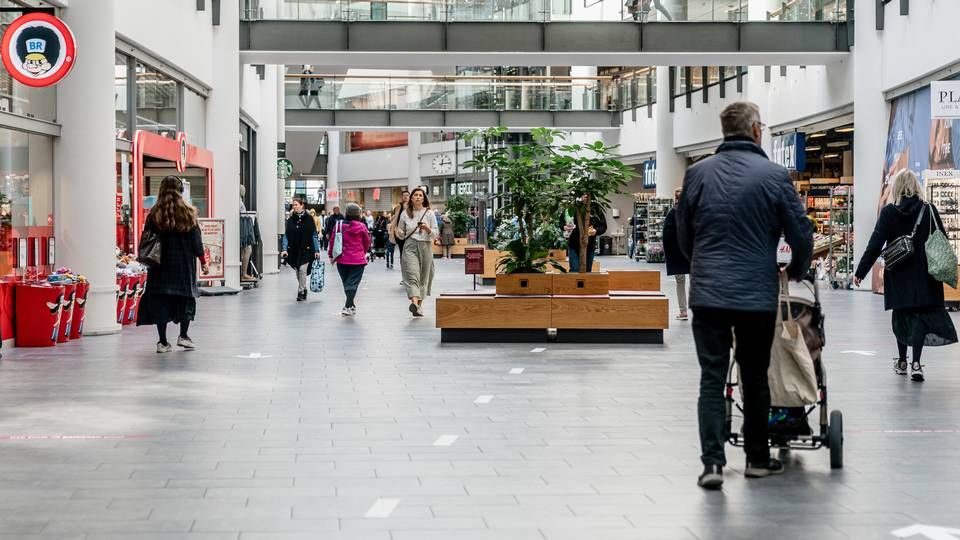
[567,246,595,273]
[385,242,395,266]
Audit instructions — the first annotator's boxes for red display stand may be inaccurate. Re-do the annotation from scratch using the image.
[15,283,63,347]
[133,274,147,324]
[0,281,15,342]
[56,283,76,343]
[123,274,143,325]
[70,281,89,340]
[116,276,129,324]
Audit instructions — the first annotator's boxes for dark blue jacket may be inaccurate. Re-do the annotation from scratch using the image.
[676,138,813,312]
[662,206,690,276]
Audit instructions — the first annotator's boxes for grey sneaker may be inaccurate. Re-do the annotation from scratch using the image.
[340,307,353,317]
[745,458,785,478]
[156,342,173,353]
[177,336,196,349]
[911,361,925,382]
[697,464,723,489]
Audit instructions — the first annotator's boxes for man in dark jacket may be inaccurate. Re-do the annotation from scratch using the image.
[662,190,691,320]
[563,200,608,273]
[323,206,344,246]
[676,102,813,489]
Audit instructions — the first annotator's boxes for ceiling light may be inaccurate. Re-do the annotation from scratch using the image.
[805,146,820,152]
[808,132,826,138]
[823,153,840,158]
[834,126,854,133]
[826,141,850,148]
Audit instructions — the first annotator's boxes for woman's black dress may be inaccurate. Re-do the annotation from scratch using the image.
[137,219,205,326]
[285,211,318,273]
[854,196,958,347]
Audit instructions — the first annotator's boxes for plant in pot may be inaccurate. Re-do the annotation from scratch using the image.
[552,140,636,273]
[462,126,565,275]
[445,194,473,238]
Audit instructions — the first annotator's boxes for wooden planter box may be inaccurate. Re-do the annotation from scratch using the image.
[553,272,610,295]
[496,273,553,295]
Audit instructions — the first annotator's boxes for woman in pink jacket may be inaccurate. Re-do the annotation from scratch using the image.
[328,203,372,316]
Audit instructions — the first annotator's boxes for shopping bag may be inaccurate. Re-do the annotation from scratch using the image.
[925,206,958,288]
[310,259,325,293]
[331,221,344,261]
[769,276,819,407]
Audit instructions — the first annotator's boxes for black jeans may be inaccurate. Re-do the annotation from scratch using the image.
[336,263,365,308]
[692,307,776,466]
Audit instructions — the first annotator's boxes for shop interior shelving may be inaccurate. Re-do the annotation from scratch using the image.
[645,198,672,263]
[827,185,853,289]
[631,195,650,261]
[926,175,960,259]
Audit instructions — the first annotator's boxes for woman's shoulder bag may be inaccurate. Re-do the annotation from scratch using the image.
[925,204,959,287]
[882,204,926,271]
[137,222,162,267]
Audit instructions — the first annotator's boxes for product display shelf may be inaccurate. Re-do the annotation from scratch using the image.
[827,185,854,290]
[645,198,672,264]
[926,175,960,309]
[632,199,648,261]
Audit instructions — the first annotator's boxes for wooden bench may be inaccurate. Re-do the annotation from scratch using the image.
[436,294,551,342]
[607,270,660,292]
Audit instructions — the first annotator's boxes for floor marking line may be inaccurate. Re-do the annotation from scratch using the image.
[433,435,459,446]
[509,368,525,375]
[474,395,494,404]
[530,347,546,353]
[364,498,401,518]
[236,352,273,359]
[840,350,877,356]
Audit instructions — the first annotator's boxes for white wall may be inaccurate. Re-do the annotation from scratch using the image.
[614,107,658,157]
[339,146,408,184]
[114,0,214,87]
[880,0,960,92]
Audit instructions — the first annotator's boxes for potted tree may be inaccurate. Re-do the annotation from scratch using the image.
[552,140,636,273]
[444,194,473,256]
[462,127,565,293]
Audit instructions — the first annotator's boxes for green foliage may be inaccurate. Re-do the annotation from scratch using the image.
[492,220,519,250]
[495,238,564,274]
[445,194,473,237]
[534,222,566,249]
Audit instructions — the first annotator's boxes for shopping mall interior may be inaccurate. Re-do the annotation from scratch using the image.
[0,0,959,538]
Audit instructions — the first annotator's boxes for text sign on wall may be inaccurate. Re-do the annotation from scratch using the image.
[931,81,960,119]
[198,219,226,281]
[642,159,657,189]
[772,132,806,171]
[0,13,76,88]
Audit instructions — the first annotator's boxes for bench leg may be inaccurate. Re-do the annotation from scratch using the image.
[441,329,548,343]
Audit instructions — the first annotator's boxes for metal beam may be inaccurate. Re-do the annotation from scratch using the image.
[900,0,908,15]
[285,109,620,131]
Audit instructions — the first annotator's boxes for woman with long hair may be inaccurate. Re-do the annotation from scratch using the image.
[281,197,321,302]
[395,187,438,317]
[854,169,957,381]
[137,176,209,353]
[329,203,372,316]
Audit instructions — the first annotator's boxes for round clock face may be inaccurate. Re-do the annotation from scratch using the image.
[432,154,453,174]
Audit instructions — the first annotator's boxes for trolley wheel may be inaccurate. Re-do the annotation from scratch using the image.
[829,410,843,469]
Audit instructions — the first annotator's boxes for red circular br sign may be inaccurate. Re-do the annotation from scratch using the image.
[1,13,76,88]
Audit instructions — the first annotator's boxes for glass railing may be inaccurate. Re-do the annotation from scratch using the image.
[285,74,626,112]
[244,0,845,22]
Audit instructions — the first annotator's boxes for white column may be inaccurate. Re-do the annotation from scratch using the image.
[852,0,887,290]
[407,132,421,191]
[54,1,119,335]
[276,66,286,243]
[206,0,241,290]
[257,65,280,275]
[655,66,686,198]
[326,131,340,210]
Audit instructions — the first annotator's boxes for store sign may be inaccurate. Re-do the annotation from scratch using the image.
[465,247,484,275]
[327,189,339,202]
[198,219,226,281]
[176,132,188,172]
[0,13,76,88]
[373,187,381,201]
[642,159,657,189]
[931,81,960,119]
[772,132,806,171]
[277,158,293,180]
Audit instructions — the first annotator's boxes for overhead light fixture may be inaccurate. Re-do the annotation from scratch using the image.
[808,132,827,138]
[805,146,821,152]
[826,141,850,148]
[823,153,840,158]
[834,126,854,133]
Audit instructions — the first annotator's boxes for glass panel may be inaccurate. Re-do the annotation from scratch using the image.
[115,53,130,140]
[183,88,206,147]
[0,5,57,122]
[135,62,179,138]
[0,129,54,276]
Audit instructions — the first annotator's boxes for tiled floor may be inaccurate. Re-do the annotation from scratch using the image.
[1,256,959,540]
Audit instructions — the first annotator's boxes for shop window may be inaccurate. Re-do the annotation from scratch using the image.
[183,88,206,147]
[115,53,131,140]
[135,62,178,138]
[0,128,54,277]
[0,5,57,122]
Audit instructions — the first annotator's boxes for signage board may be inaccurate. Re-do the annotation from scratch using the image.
[465,247,484,274]
[277,158,293,179]
[0,13,76,88]
[931,81,960,119]
[327,189,339,203]
[198,219,226,281]
[642,159,657,189]
[772,132,806,171]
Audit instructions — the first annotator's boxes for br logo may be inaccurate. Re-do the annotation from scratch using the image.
[1,13,76,88]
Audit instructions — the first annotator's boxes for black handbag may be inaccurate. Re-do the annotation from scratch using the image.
[137,229,162,267]
[882,203,926,271]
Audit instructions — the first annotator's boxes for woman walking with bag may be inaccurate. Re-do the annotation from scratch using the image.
[329,203,371,316]
[281,197,321,302]
[137,176,209,353]
[396,187,438,317]
[854,169,957,381]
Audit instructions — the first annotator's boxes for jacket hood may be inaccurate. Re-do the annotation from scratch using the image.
[894,195,923,215]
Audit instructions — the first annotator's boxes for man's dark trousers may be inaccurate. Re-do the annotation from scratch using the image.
[692,307,777,466]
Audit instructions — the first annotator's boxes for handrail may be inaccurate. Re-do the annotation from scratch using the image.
[285,74,619,81]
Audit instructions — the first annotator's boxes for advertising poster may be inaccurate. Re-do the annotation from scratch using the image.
[198,218,225,281]
[349,131,408,151]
